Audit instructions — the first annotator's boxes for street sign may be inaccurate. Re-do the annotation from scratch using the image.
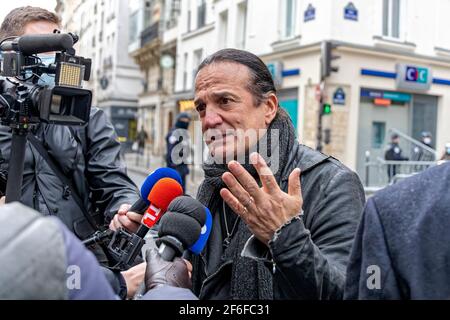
[333,87,346,105]
[344,2,358,21]
[304,4,316,22]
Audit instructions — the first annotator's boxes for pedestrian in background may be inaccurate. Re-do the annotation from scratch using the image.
[385,133,408,182]
[165,112,192,190]
[136,126,149,155]
[412,131,435,162]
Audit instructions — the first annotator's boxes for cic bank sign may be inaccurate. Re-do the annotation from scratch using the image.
[396,63,432,91]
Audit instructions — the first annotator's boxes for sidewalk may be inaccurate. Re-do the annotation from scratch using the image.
[124,152,204,197]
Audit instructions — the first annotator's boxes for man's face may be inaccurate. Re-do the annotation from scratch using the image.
[195,62,277,159]
[23,20,59,36]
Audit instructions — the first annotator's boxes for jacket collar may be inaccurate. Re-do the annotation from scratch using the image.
[280,140,330,183]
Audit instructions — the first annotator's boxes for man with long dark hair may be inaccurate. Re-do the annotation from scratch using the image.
[189,49,365,299]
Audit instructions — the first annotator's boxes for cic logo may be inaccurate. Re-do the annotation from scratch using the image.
[405,66,428,84]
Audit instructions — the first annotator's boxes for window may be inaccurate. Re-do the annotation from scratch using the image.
[283,0,297,39]
[382,0,400,38]
[129,11,138,44]
[187,0,192,32]
[192,49,203,87]
[219,10,228,48]
[197,0,206,29]
[372,122,386,149]
[165,0,179,29]
[144,1,153,29]
[236,1,247,49]
[183,52,188,91]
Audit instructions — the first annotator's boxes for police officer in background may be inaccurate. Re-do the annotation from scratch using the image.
[412,131,435,162]
[385,133,408,181]
[165,112,192,191]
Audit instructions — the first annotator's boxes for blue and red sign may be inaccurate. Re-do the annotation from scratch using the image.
[405,66,429,84]
[396,63,432,91]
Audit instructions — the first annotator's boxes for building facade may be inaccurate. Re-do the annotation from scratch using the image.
[56,0,142,149]
[128,0,181,156]
[175,0,450,185]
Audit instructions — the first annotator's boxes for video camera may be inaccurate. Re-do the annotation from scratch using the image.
[0,31,92,127]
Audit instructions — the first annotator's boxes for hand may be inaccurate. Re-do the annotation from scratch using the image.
[0,196,5,206]
[121,262,146,299]
[144,248,192,292]
[109,203,141,233]
[220,152,303,244]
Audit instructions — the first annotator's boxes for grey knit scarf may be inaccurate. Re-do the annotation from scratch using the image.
[193,108,296,300]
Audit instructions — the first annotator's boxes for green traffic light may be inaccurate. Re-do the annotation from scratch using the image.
[323,103,332,115]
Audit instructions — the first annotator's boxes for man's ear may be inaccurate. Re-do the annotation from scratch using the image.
[264,93,278,125]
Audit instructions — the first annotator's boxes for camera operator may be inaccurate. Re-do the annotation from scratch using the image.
[0,6,140,265]
[0,202,195,300]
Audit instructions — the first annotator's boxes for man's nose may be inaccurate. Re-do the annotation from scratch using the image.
[203,107,223,129]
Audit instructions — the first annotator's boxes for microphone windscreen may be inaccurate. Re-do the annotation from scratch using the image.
[140,168,182,200]
[167,196,207,226]
[189,207,213,254]
[18,33,73,55]
[148,178,183,212]
[158,212,202,248]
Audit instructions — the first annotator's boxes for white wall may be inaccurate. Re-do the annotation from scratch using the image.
[175,0,216,93]
[67,0,141,106]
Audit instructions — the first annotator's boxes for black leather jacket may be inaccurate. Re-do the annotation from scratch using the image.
[197,142,365,299]
[0,107,140,242]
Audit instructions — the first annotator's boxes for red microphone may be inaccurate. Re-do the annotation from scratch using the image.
[137,177,184,236]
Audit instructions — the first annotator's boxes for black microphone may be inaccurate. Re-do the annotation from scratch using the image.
[1,34,74,55]
[156,196,208,261]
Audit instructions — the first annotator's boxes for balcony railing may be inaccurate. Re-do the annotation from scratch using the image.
[140,22,159,47]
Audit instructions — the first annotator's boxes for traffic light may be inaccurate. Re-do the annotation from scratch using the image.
[321,103,332,115]
[321,41,340,80]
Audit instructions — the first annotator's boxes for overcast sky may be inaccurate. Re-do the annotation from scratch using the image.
[0,1,57,25]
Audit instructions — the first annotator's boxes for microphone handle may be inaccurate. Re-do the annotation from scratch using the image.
[136,224,150,238]
[128,198,149,214]
[158,243,178,261]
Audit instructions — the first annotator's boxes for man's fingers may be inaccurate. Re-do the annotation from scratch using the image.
[183,259,193,273]
[222,172,252,205]
[250,152,280,193]
[118,214,139,231]
[109,220,117,231]
[109,214,122,231]
[220,188,248,221]
[126,211,144,223]
[288,168,302,197]
[118,203,132,215]
[227,160,262,201]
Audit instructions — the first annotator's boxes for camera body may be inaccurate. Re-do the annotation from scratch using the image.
[0,32,92,127]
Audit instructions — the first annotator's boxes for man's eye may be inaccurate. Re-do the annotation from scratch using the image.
[196,104,206,113]
[220,97,230,105]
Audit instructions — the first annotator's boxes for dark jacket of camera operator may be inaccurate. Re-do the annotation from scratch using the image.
[0,107,140,263]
